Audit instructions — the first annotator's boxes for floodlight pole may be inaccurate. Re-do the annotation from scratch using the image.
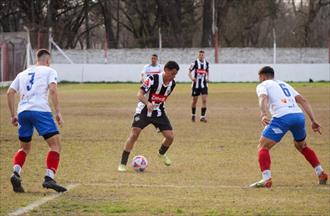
[24,26,32,67]
[159,26,162,63]
[273,28,276,64]
[328,28,330,64]
[49,27,52,52]
[104,32,108,64]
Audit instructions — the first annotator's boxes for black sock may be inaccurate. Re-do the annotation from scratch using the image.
[120,150,130,165]
[192,107,196,115]
[201,107,207,116]
[159,144,169,155]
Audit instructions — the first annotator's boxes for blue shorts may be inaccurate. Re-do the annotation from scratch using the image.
[262,113,306,142]
[18,111,59,141]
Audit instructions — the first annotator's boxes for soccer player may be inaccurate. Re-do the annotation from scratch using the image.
[118,61,180,172]
[250,66,328,188]
[188,50,209,122]
[7,49,67,193]
[140,54,162,83]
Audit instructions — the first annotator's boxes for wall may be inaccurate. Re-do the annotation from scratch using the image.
[52,64,330,82]
[51,48,328,64]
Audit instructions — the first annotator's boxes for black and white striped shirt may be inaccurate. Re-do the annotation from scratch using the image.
[136,73,176,117]
[189,59,209,89]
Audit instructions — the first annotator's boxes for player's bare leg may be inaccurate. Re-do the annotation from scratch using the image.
[294,140,328,184]
[42,134,67,192]
[249,136,276,188]
[200,94,208,122]
[158,130,174,166]
[118,127,142,171]
[10,141,31,193]
[191,96,198,122]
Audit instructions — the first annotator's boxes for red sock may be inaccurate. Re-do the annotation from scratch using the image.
[300,147,320,168]
[46,151,60,173]
[258,148,271,172]
[13,150,27,167]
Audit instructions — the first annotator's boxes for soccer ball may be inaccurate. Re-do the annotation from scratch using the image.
[131,155,148,172]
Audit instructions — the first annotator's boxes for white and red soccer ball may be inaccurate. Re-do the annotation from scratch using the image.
[131,155,148,172]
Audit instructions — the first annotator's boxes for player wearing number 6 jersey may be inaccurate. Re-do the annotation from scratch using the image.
[118,61,179,172]
[249,66,328,188]
[7,49,66,193]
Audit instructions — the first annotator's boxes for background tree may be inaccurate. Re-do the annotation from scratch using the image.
[0,0,329,48]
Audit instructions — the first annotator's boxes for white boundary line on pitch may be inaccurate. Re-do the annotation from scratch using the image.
[8,183,80,216]
[84,182,330,190]
[84,183,242,189]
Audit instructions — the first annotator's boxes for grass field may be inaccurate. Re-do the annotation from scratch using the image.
[1,83,329,216]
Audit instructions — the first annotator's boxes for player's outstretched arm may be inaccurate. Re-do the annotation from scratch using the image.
[295,95,321,134]
[7,88,18,126]
[258,94,270,126]
[49,83,64,127]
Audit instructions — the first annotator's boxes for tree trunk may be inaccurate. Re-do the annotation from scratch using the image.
[101,0,117,48]
[85,0,90,49]
[201,0,213,47]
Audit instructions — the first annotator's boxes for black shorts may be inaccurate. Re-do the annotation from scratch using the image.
[192,87,208,96]
[132,112,173,131]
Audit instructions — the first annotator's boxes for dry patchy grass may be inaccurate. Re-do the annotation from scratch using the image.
[1,83,329,216]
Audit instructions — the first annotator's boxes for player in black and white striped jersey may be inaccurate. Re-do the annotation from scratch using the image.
[118,61,180,172]
[188,50,209,122]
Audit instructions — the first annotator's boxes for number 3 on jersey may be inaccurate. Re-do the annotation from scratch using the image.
[26,72,35,91]
[279,83,291,97]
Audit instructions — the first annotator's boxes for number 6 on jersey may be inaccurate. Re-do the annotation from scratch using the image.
[279,83,291,97]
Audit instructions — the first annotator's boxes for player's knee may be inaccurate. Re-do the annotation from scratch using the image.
[45,134,61,152]
[258,140,271,150]
[165,133,174,143]
[258,138,265,148]
[130,129,141,140]
[294,141,307,152]
[43,131,59,140]
[130,134,139,141]
[20,146,31,154]
[19,139,32,154]
[49,143,61,153]
[19,136,32,143]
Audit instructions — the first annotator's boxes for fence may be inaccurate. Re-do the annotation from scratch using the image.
[0,32,26,82]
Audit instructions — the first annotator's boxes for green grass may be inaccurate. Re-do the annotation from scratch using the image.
[1,83,329,216]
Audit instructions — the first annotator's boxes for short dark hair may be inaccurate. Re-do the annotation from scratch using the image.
[37,49,51,59]
[152,54,158,58]
[164,61,180,71]
[259,66,274,78]
[199,50,205,53]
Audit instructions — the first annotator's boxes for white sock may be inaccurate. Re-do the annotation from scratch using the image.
[262,170,271,181]
[46,169,55,179]
[13,165,22,175]
[314,165,324,176]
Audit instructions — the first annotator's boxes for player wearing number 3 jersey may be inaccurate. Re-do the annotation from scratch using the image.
[7,49,66,193]
[249,66,328,188]
[118,61,180,172]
